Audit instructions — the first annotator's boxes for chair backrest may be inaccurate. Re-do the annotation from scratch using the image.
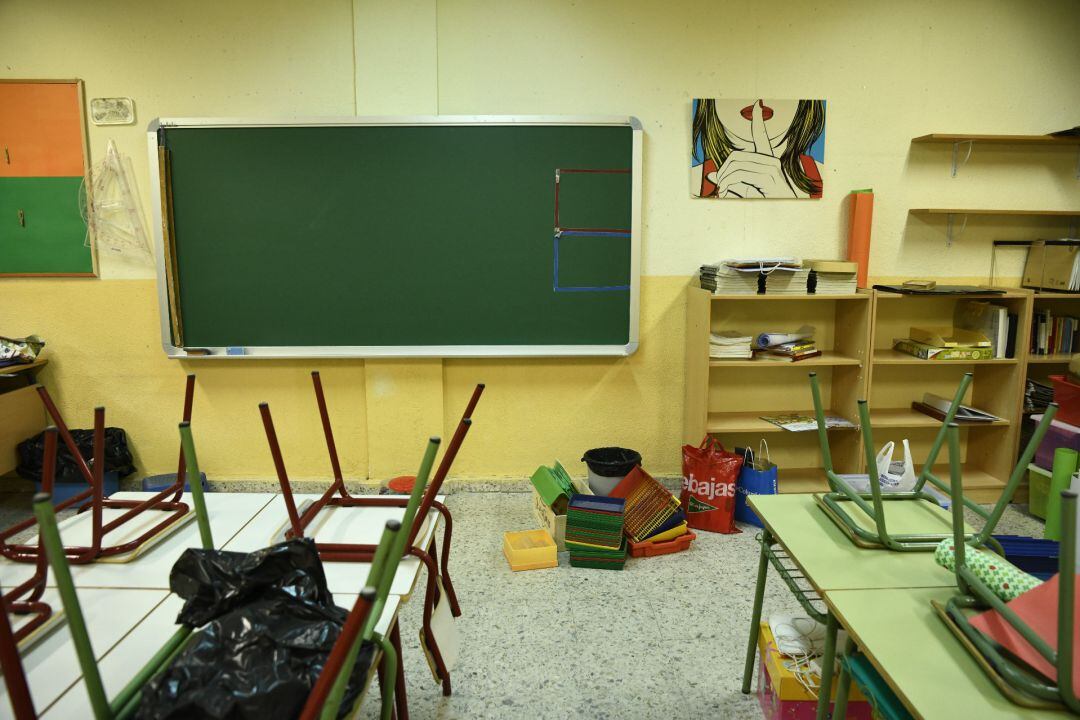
[301,436,442,720]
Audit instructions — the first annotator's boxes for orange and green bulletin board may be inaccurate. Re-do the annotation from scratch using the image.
[0,80,94,276]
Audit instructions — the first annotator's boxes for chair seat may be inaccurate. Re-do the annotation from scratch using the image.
[816,494,974,542]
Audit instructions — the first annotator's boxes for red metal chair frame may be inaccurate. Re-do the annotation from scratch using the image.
[0,579,36,720]
[1,429,59,649]
[0,375,195,565]
[259,373,483,698]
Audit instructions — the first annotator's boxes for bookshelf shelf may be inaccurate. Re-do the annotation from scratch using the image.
[1028,354,1073,364]
[709,350,862,368]
[705,411,853,434]
[707,293,869,301]
[872,349,1017,366]
[869,408,1009,429]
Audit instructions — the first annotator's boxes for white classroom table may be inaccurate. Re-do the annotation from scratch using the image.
[0,492,275,591]
[42,593,401,718]
[0,588,169,720]
[222,494,445,599]
[1,491,440,718]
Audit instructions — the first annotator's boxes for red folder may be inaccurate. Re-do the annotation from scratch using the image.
[970,574,1080,687]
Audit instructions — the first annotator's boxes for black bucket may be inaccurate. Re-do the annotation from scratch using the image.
[581,447,641,478]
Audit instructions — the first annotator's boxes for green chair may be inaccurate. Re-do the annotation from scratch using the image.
[33,421,214,720]
[36,426,436,720]
[932,423,1080,713]
[809,371,1057,552]
[301,436,441,720]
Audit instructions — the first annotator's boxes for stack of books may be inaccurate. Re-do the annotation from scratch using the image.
[755,339,820,362]
[1025,378,1054,413]
[699,258,806,295]
[763,267,811,295]
[699,263,760,294]
[710,331,753,359]
[1031,309,1080,355]
[807,259,858,294]
[565,495,627,570]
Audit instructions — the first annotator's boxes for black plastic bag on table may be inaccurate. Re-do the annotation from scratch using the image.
[136,538,374,720]
[16,427,135,483]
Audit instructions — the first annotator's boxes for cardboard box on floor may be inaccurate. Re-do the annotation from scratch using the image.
[532,477,592,552]
[756,622,869,717]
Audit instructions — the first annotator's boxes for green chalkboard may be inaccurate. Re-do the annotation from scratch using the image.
[157,119,640,355]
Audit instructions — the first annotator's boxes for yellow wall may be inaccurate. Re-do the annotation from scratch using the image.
[1,0,1078,483]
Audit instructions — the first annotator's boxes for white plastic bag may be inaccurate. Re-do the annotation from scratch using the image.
[877,439,917,492]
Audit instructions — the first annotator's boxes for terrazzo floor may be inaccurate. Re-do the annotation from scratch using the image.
[359,493,1044,720]
[0,490,1045,719]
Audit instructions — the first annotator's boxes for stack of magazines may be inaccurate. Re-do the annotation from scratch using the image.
[709,331,753,359]
[698,263,760,294]
[1025,378,1054,413]
[699,257,803,295]
[808,259,858,294]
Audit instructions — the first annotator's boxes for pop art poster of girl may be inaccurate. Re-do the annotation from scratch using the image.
[691,98,826,199]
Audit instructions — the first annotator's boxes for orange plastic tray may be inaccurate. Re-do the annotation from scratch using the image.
[627,529,696,557]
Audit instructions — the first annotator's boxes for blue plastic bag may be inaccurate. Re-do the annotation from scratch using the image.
[734,441,778,527]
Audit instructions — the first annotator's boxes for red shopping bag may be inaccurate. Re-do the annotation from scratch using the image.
[681,437,743,534]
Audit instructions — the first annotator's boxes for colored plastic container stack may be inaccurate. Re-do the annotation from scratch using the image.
[565,495,627,570]
[611,466,695,557]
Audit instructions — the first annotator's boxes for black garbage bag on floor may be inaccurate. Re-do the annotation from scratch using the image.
[16,427,135,483]
[136,538,375,720]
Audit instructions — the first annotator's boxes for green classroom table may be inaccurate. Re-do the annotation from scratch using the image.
[748,494,964,592]
[824,587,1062,720]
[743,493,977,720]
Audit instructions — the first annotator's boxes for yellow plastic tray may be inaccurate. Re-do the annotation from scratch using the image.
[503,528,558,571]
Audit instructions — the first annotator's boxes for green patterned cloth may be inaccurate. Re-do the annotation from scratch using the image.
[934,538,1042,602]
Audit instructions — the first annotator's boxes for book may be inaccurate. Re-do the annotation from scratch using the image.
[912,393,1001,423]
[754,349,822,363]
[709,330,753,359]
[1006,312,1018,358]
[892,338,994,361]
[954,300,1009,358]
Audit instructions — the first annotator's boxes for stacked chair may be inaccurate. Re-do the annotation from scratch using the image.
[259,371,483,696]
[14,423,436,719]
[809,371,1057,551]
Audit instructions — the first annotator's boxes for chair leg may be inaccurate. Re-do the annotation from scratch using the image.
[432,501,461,617]
[742,529,771,694]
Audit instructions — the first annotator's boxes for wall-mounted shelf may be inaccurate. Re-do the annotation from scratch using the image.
[910,208,1080,217]
[912,133,1080,179]
[909,208,1080,246]
[912,134,1080,145]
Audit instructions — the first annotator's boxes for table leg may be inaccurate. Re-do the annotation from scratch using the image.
[741,529,772,694]
[816,612,839,720]
[832,636,855,720]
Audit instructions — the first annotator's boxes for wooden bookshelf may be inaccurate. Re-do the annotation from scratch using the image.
[868,289,1033,503]
[684,288,871,491]
[685,286,1038,501]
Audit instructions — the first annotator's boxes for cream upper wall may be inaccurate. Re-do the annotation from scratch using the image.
[436,0,1080,281]
[1,0,1078,481]
[4,0,1077,283]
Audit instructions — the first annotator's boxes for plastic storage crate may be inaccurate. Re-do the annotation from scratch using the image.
[1027,463,1051,520]
[503,529,558,571]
